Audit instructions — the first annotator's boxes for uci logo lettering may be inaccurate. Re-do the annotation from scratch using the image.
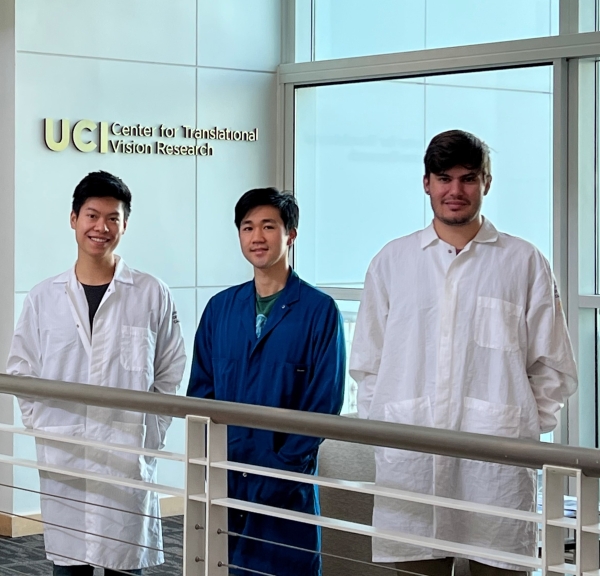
[44,118,108,153]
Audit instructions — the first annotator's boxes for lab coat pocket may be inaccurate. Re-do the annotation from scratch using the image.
[281,362,311,406]
[474,296,523,352]
[460,397,521,438]
[120,325,155,372]
[37,424,86,480]
[106,421,147,480]
[377,397,433,491]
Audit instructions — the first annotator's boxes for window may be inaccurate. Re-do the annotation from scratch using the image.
[295,66,553,290]
[294,66,553,414]
[287,0,600,445]
[296,0,559,62]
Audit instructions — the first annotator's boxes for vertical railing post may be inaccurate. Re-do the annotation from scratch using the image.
[205,420,228,575]
[542,465,572,575]
[184,416,209,576]
[576,471,599,574]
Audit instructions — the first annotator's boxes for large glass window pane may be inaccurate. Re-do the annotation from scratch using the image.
[579,308,598,448]
[295,66,553,289]
[302,0,558,62]
[337,300,359,415]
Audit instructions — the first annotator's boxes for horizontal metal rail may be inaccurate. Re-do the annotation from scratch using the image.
[0,423,185,462]
[2,373,600,475]
[0,453,184,497]
[212,497,541,569]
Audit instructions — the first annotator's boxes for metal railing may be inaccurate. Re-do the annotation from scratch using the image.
[0,373,599,575]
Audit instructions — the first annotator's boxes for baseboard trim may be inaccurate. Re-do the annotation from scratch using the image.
[0,496,184,538]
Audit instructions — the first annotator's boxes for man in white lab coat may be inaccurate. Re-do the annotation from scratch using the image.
[350,130,577,576]
[7,171,186,576]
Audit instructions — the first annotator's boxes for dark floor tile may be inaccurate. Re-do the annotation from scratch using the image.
[0,516,183,575]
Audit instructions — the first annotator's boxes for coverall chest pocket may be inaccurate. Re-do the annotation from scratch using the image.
[120,325,155,372]
[474,296,523,352]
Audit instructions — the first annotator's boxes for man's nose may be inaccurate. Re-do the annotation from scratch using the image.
[251,228,265,242]
[449,179,463,195]
[94,219,109,232]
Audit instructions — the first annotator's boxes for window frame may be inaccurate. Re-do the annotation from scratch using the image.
[279,0,600,446]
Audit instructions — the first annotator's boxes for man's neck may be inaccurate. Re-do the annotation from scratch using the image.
[433,216,483,251]
[75,253,116,285]
[254,260,290,297]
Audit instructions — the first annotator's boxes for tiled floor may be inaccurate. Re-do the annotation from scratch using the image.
[0,516,183,576]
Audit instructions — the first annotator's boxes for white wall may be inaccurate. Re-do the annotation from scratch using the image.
[8,0,282,515]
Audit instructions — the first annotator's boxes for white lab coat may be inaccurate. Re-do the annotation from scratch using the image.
[7,257,186,570]
[349,219,577,569]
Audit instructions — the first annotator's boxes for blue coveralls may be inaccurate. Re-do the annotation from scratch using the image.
[187,270,346,575]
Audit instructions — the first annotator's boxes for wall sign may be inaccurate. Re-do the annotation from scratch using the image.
[43,118,258,156]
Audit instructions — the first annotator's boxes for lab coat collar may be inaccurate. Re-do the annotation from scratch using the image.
[420,217,499,249]
[242,268,301,353]
[52,255,134,286]
[239,267,301,305]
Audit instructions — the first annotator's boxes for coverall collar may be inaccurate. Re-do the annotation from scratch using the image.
[420,217,499,250]
[240,267,301,305]
[52,255,134,286]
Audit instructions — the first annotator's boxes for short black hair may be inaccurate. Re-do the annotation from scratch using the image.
[234,187,299,233]
[72,170,132,219]
[424,129,491,178]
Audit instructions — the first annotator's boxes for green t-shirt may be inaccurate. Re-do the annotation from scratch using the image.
[255,289,283,338]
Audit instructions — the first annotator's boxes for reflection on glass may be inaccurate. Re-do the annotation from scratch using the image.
[308,0,558,62]
[295,66,553,289]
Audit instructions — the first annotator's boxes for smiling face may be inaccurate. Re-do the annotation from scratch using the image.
[238,205,296,272]
[70,196,127,261]
[424,165,491,227]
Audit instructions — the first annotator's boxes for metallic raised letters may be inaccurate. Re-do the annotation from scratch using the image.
[44,118,70,152]
[45,118,108,153]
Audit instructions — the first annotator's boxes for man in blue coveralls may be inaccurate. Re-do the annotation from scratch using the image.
[187,187,346,575]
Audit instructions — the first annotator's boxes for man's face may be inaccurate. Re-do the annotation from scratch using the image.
[70,196,127,259]
[239,205,296,270]
[424,165,491,227]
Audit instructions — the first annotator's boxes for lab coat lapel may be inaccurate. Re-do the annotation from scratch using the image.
[250,270,301,355]
[64,267,92,356]
[238,281,259,347]
[97,257,131,317]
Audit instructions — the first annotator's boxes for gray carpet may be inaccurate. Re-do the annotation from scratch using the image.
[0,516,183,576]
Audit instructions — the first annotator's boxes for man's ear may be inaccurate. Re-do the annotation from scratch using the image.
[70,211,77,230]
[484,175,493,196]
[287,228,297,246]
[123,219,128,233]
[423,175,430,195]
